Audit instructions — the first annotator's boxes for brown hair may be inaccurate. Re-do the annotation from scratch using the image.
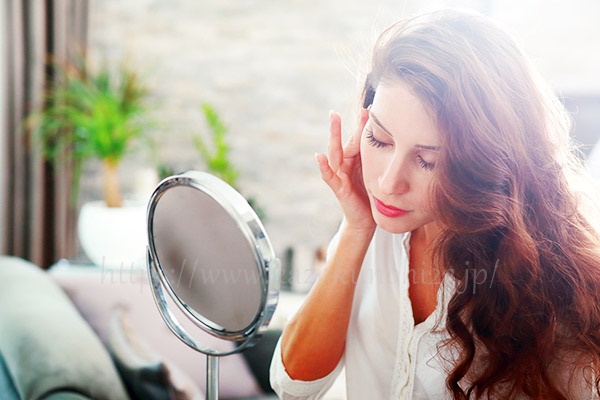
[367,10,600,399]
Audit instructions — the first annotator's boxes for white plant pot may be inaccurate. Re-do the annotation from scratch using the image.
[78,200,147,269]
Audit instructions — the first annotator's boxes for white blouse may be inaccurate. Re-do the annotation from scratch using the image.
[270,226,598,399]
[270,227,456,399]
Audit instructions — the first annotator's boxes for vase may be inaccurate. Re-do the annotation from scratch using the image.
[78,200,147,269]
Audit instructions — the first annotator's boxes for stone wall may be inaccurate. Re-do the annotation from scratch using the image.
[85,0,599,267]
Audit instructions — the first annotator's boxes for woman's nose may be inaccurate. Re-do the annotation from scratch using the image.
[378,156,410,195]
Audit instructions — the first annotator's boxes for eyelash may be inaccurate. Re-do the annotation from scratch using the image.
[417,156,436,171]
[365,130,388,148]
[365,129,436,171]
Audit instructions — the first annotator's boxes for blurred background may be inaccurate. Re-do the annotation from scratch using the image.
[1,0,599,273]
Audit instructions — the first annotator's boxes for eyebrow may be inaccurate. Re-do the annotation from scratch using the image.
[415,144,441,151]
[368,111,394,137]
[368,111,441,151]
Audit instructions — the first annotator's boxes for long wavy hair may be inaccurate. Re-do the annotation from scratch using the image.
[366,10,600,399]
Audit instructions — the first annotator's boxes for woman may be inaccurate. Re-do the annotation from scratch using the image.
[270,9,600,400]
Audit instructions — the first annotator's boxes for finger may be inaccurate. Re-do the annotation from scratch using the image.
[328,110,343,172]
[316,152,343,194]
[343,108,369,157]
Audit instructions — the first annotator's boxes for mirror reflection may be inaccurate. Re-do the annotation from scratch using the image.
[151,184,263,334]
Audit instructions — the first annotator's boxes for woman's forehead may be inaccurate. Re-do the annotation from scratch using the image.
[370,82,441,145]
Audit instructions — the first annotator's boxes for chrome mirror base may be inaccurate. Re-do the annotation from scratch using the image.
[145,171,280,399]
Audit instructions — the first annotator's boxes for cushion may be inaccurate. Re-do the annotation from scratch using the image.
[0,351,19,400]
[0,256,130,400]
[108,307,203,400]
[50,265,263,398]
[43,394,97,400]
[238,330,282,394]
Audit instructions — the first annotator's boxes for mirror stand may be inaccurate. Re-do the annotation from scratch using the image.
[206,355,219,399]
[146,171,280,400]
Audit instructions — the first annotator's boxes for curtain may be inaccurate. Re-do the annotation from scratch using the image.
[1,0,89,268]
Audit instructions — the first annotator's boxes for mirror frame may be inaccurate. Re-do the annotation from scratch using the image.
[146,171,280,356]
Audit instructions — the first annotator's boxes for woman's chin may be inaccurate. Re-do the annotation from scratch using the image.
[373,215,412,235]
[373,212,436,236]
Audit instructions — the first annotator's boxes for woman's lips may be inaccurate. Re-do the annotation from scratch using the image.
[373,197,409,218]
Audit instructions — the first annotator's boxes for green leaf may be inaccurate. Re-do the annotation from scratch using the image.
[193,103,239,187]
[25,57,151,205]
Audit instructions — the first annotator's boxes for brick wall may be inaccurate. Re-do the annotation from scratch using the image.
[85,0,599,261]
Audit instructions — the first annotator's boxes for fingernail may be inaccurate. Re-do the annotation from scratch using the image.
[360,108,369,122]
[315,153,324,168]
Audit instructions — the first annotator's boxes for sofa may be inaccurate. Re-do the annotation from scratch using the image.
[0,256,281,400]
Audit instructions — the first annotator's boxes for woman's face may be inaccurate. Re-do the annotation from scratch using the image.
[361,81,440,235]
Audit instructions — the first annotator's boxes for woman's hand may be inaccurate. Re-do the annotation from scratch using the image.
[279,109,375,382]
[316,108,375,233]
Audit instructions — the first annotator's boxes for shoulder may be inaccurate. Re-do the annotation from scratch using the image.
[356,228,411,284]
[370,227,410,259]
[326,222,410,259]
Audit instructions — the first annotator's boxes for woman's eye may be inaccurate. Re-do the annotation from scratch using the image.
[417,155,436,171]
[365,129,390,149]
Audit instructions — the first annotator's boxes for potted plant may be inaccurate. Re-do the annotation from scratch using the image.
[193,103,266,220]
[30,58,152,268]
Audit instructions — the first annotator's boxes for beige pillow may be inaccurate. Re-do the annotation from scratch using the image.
[107,307,203,400]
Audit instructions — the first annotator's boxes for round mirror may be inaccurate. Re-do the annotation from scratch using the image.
[146,171,280,399]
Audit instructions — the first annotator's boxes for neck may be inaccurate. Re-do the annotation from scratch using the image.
[411,220,442,248]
